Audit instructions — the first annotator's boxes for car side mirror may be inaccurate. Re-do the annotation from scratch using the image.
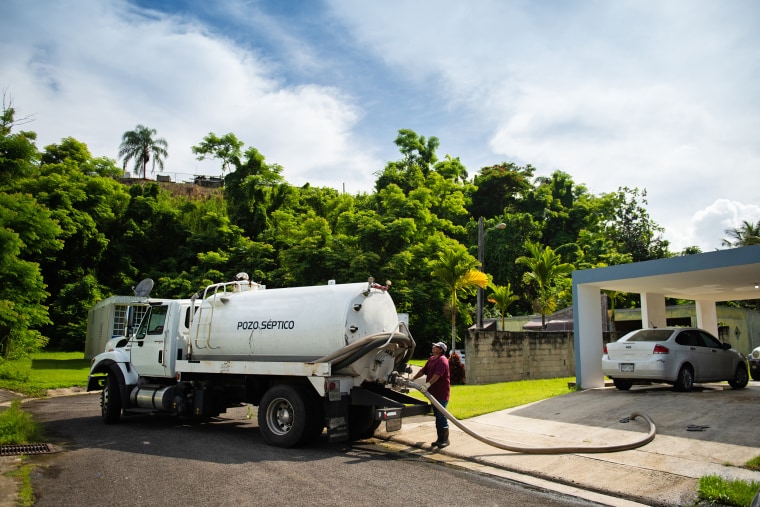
[722,342,732,350]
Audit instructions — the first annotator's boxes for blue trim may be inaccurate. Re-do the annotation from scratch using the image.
[573,244,760,285]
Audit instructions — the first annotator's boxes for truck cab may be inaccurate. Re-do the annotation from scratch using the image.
[129,301,192,378]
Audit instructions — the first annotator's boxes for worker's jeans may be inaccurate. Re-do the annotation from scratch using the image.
[432,399,449,429]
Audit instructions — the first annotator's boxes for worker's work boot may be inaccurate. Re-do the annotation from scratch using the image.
[431,427,443,447]
[437,428,450,449]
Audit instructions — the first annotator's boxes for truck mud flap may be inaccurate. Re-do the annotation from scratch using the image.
[325,397,350,443]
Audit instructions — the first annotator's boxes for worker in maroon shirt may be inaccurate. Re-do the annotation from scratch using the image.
[412,341,451,448]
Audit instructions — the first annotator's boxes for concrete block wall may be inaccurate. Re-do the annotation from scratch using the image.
[464,330,577,384]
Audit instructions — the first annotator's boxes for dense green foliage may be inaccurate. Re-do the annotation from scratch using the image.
[0,101,677,358]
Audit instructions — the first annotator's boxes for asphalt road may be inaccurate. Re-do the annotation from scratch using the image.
[19,393,602,507]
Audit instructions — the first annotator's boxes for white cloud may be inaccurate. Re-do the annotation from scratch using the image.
[0,0,380,191]
[2,0,759,246]
[685,200,760,252]
[330,0,760,250]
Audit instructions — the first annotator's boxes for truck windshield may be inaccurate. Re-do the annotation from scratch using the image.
[135,305,169,340]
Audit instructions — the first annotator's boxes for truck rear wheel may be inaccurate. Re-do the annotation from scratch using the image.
[258,385,309,448]
[348,406,380,441]
[101,372,122,424]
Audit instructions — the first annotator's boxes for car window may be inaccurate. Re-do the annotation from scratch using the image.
[698,331,722,348]
[625,329,673,342]
[676,330,703,347]
[675,333,690,346]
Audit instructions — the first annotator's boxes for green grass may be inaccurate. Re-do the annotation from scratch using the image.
[5,461,36,507]
[746,455,760,471]
[407,359,574,419]
[698,475,760,507]
[0,352,89,397]
[0,400,44,444]
[447,378,575,419]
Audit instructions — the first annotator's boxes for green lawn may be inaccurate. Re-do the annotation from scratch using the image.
[405,376,574,419]
[0,352,90,398]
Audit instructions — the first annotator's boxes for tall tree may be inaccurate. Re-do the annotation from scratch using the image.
[605,187,669,261]
[0,95,38,184]
[487,282,519,329]
[375,129,439,193]
[223,146,288,238]
[722,220,760,247]
[192,132,244,175]
[516,242,574,328]
[0,101,64,356]
[470,162,535,219]
[430,248,488,353]
[0,193,62,357]
[118,125,168,179]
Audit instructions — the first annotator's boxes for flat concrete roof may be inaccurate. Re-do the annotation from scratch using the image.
[572,244,760,302]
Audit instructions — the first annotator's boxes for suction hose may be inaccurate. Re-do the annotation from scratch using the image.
[397,378,656,454]
[315,332,415,372]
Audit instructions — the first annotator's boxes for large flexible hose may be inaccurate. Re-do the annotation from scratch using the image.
[315,331,415,372]
[398,378,656,454]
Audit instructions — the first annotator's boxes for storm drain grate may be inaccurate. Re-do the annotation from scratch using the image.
[0,443,52,456]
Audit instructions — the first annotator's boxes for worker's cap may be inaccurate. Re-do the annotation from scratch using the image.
[432,342,447,353]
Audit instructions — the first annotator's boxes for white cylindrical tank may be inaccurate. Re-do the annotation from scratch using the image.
[190,282,402,363]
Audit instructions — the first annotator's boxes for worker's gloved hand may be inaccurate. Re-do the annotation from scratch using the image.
[417,382,431,393]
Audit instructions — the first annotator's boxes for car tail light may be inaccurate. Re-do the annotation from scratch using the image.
[603,344,608,354]
[653,344,670,354]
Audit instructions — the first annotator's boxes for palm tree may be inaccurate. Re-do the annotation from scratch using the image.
[516,242,574,328]
[430,249,488,354]
[722,220,760,248]
[118,125,168,179]
[487,282,519,330]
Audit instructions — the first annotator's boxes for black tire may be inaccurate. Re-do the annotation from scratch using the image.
[674,365,694,392]
[101,372,122,424]
[728,364,749,389]
[752,369,760,382]
[348,406,380,441]
[613,379,632,391]
[258,385,309,448]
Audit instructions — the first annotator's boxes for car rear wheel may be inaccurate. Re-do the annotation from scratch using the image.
[728,364,749,389]
[751,369,760,382]
[674,365,694,392]
[613,379,632,391]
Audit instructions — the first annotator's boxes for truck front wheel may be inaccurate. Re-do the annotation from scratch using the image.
[101,372,122,424]
[258,385,308,448]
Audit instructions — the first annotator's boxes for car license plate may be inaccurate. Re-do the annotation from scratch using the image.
[621,363,634,372]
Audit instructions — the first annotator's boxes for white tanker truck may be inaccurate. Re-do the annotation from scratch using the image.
[87,276,430,447]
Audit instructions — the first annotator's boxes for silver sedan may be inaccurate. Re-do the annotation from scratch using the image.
[602,327,749,391]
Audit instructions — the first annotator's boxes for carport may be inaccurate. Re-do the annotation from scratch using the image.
[572,244,760,389]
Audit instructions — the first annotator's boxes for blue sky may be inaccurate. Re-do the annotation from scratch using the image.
[1,0,759,252]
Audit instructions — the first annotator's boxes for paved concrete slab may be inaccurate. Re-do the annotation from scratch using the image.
[377,381,760,507]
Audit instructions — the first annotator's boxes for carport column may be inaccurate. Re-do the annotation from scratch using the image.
[641,293,667,328]
[573,283,605,389]
[694,300,719,336]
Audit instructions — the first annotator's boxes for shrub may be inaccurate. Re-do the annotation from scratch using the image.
[449,352,465,385]
[0,400,44,445]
